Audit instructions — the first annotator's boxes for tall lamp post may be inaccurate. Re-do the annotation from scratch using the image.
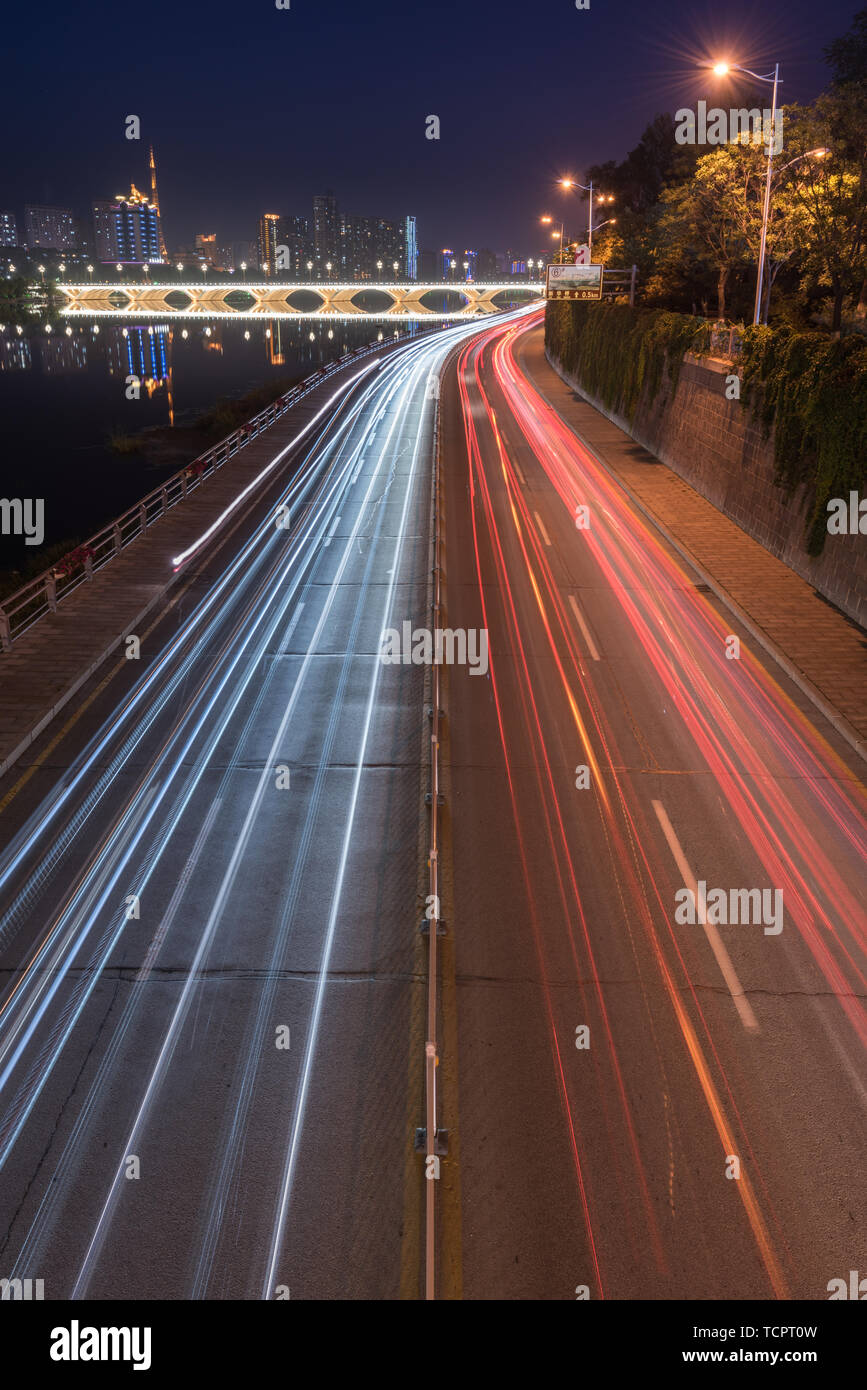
[560,178,613,253]
[712,60,781,326]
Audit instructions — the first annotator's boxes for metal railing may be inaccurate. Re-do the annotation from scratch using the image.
[424,373,445,1301]
[0,331,422,651]
[601,264,638,306]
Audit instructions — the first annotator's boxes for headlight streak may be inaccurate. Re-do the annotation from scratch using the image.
[71,328,444,1301]
[493,325,867,1031]
[0,335,455,1169]
[0,359,389,924]
[473,322,792,1294]
[456,310,867,1298]
[0,308,536,1296]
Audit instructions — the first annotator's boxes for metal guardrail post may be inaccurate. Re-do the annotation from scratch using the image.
[0,610,10,652]
[45,575,57,613]
[113,522,122,554]
[423,378,445,1302]
[138,502,148,535]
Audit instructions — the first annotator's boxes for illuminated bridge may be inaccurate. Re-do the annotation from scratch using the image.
[58,281,544,320]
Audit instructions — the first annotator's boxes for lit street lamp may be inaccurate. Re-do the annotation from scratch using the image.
[712,59,781,325]
[325,261,332,278]
[307,259,313,281]
[376,259,383,279]
[393,259,399,279]
[240,260,247,282]
[87,263,93,281]
[38,264,45,283]
[560,177,613,253]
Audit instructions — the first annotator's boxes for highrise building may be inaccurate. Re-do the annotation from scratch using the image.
[418,248,438,281]
[404,216,418,279]
[0,212,17,247]
[277,215,309,277]
[475,248,498,280]
[313,192,339,274]
[92,185,162,264]
[24,205,78,251]
[257,213,280,273]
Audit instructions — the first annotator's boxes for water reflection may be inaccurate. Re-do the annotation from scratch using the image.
[0,316,438,561]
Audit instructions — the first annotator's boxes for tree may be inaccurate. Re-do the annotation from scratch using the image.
[782,101,866,333]
[652,147,755,318]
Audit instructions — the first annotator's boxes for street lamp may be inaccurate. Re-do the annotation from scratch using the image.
[376,259,383,279]
[560,177,612,253]
[393,259,399,279]
[87,263,93,281]
[711,58,782,325]
[201,262,208,279]
[306,259,313,281]
[240,260,247,282]
[326,260,332,278]
[38,264,45,283]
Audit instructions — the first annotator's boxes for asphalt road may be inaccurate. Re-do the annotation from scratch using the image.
[437,311,867,1300]
[0,315,530,1301]
[1,304,864,1303]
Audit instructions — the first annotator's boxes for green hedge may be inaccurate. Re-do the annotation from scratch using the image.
[740,326,867,555]
[546,303,867,556]
[544,301,703,422]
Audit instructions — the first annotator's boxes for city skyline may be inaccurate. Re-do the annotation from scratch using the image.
[3,0,856,255]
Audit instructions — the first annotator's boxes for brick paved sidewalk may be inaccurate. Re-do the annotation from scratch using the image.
[518,327,867,764]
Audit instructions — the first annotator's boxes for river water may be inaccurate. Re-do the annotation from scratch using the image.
[0,317,437,580]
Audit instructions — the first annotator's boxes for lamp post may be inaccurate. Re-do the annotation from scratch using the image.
[756,146,829,321]
[240,260,247,282]
[87,263,93,282]
[712,60,781,326]
[393,259,399,280]
[376,259,383,279]
[560,177,613,253]
[541,214,566,257]
[307,259,313,281]
[326,260,332,279]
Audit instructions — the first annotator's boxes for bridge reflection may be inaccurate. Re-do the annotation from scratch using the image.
[58,281,544,320]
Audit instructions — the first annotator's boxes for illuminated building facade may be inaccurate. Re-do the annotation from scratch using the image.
[25,205,78,251]
[257,213,280,273]
[92,186,162,264]
[0,212,18,247]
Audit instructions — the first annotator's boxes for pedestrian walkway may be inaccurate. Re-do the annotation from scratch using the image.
[518,327,867,763]
[0,347,390,778]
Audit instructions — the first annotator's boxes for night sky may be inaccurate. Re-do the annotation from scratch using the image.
[4,0,860,256]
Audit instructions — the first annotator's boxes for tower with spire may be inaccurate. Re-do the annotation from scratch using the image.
[148,144,168,260]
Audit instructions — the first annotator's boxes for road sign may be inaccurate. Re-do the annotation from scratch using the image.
[545,261,603,301]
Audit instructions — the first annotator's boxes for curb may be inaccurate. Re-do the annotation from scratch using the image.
[540,350,867,771]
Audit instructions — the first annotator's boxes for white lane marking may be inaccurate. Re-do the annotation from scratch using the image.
[323,515,342,547]
[651,799,759,1034]
[534,510,552,547]
[568,594,600,662]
